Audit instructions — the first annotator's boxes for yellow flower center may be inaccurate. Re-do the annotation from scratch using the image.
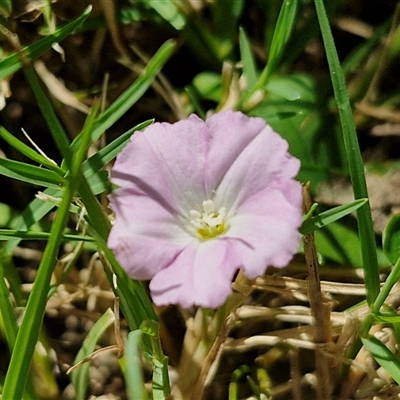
[189,199,226,239]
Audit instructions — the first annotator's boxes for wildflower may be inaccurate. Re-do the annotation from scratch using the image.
[107,110,302,308]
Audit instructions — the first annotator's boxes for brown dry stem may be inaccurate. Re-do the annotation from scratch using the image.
[303,184,335,400]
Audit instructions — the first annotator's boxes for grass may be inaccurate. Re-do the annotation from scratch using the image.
[0,1,400,399]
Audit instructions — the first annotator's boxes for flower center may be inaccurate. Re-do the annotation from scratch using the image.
[189,199,226,239]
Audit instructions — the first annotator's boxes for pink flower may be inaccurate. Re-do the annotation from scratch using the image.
[107,110,302,308]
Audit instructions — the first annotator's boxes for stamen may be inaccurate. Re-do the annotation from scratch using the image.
[202,199,215,213]
[189,200,227,239]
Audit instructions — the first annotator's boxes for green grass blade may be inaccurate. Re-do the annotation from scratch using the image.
[342,18,391,77]
[1,101,94,400]
[210,0,244,42]
[0,158,65,188]
[0,264,37,400]
[143,0,185,30]
[372,255,400,313]
[0,262,18,350]
[300,198,367,235]
[92,230,158,328]
[374,313,400,323]
[239,27,258,89]
[86,40,175,145]
[73,175,158,329]
[4,187,60,254]
[0,126,64,174]
[0,6,92,81]
[361,335,400,385]
[139,320,170,399]
[0,261,37,399]
[0,249,26,307]
[22,65,72,163]
[71,308,115,400]
[0,0,12,18]
[125,330,148,400]
[382,214,400,265]
[0,229,94,242]
[314,0,379,306]
[258,0,299,86]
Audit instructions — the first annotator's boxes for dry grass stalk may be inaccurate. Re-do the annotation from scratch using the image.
[303,184,335,400]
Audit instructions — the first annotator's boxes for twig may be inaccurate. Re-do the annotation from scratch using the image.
[303,184,334,400]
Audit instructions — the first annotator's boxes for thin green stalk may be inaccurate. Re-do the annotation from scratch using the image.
[2,109,93,400]
[372,255,400,314]
[314,0,379,306]
[23,65,72,163]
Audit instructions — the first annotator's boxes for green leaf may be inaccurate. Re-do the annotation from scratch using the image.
[300,198,368,235]
[144,0,186,30]
[23,65,72,165]
[314,221,362,267]
[383,214,400,265]
[4,187,59,254]
[0,158,65,188]
[125,330,148,400]
[84,40,175,146]
[0,0,12,17]
[192,72,222,102]
[266,78,303,101]
[374,311,400,323]
[71,309,115,400]
[258,0,299,86]
[361,335,400,385]
[139,320,170,399]
[0,202,16,227]
[0,260,18,350]
[211,0,244,41]
[314,0,379,306]
[0,126,64,174]
[0,267,36,400]
[1,99,95,400]
[0,229,94,242]
[0,6,92,81]
[93,233,158,329]
[373,254,400,314]
[239,27,258,89]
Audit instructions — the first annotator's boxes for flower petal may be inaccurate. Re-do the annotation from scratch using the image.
[108,188,192,279]
[203,110,267,198]
[111,115,211,215]
[210,112,300,211]
[227,184,302,278]
[108,110,303,308]
[149,239,241,308]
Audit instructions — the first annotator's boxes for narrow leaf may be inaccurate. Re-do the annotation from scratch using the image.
[314,0,379,306]
[0,126,63,174]
[0,6,92,81]
[258,0,299,86]
[125,330,148,400]
[382,214,400,265]
[361,336,400,385]
[87,40,175,145]
[300,198,367,235]
[239,27,258,89]
[372,255,400,313]
[1,100,95,400]
[71,309,115,400]
[0,158,65,188]
[0,229,94,242]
